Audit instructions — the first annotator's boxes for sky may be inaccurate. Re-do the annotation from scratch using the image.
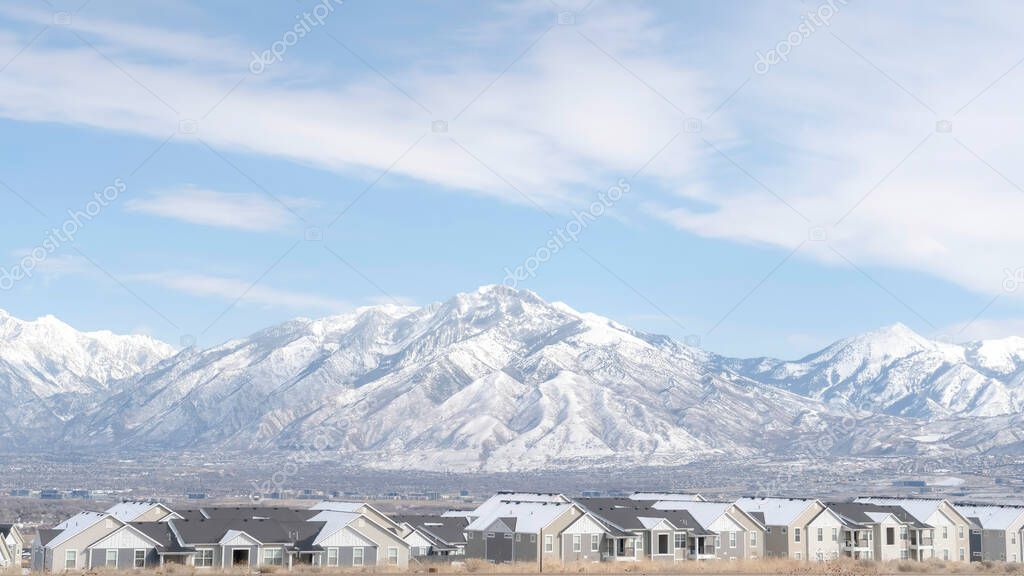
[2,0,1024,359]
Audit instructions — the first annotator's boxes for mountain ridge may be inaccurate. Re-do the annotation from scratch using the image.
[0,290,1020,470]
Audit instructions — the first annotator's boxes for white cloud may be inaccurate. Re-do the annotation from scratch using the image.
[125,187,310,231]
[133,272,348,310]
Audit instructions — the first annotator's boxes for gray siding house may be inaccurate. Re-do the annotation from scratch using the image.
[955,504,1024,562]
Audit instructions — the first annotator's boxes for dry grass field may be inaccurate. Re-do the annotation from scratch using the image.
[23,559,1022,576]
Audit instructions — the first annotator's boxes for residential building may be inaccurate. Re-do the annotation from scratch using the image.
[651,500,767,560]
[105,501,180,523]
[576,497,716,562]
[464,500,582,564]
[735,497,826,560]
[954,504,1024,562]
[856,497,972,562]
[0,524,24,569]
[826,502,928,561]
[393,515,468,557]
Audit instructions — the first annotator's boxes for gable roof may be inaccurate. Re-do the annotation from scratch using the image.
[46,512,119,549]
[854,497,947,524]
[954,504,1024,531]
[652,500,764,530]
[465,500,576,533]
[310,501,403,533]
[826,502,929,529]
[89,523,165,550]
[468,493,569,522]
[393,515,469,547]
[735,497,821,526]
[105,501,177,523]
[131,522,194,554]
[575,498,714,536]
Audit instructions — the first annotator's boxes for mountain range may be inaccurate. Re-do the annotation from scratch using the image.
[2,286,1022,471]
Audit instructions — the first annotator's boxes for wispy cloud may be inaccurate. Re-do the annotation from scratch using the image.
[125,187,311,231]
[133,271,348,310]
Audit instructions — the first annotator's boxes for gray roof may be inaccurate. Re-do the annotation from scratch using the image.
[826,502,930,529]
[0,524,13,538]
[576,498,714,536]
[170,517,323,546]
[176,507,320,522]
[393,515,468,548]
[130,523,186,553]
[36,529,60,547]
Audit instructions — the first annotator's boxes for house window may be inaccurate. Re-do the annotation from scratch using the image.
[958,527,964,539]
[134,549,146,568]
[194,549,214,567]
[818,528,823,542]
[106,550,118,567]
[65,550,77,569]
[943,527,948,539]
[636,536,643,551]
[795,528,801,543]
[592,534,600,552]
[714,536,720,548]
[750,531,757,546]
[515,534,521,542]
[388,547,399,565]
[530,534,536,543]
[816,552,823,562]
[959,548,965,561]
[327,548,339,566]
[767,527,772,534]
[486,532,494,539]
[1012,534,1017,544]
[795,552,801,560]
[675,533,686,549]
[832,528,838,542]
[353,547,364,566]
[264,548,283,566]
[467,532,474,540]
[886,528,895,546]
[943,550,949,561]
[730,532,737,548]
[573,534,581,552]
[900,527,908,541]
[782,527,787,534]
[504,533,513,540]
[545,535,553,552]
[901,550,909,560]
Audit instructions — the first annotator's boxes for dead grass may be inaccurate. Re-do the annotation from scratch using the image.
[56,559,1024,576]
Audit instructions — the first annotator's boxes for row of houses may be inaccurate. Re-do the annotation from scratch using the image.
[13,493,1024,571]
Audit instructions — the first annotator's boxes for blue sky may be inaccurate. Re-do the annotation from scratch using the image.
[2,0,1024,358]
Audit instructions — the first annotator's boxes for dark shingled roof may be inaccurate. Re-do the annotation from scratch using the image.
[826,502,930,529]
[36,529,61,547]
[0,524,13,538]
[130,523,187,553]
[175,507,320,522]
[392,515,469,548]
[575,498,714,536]
[171,517,325,546]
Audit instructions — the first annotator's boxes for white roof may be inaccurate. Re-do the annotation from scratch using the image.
[441,510,474,518]
[465,501,575,533]
[855,498,943,523]
[309,510,362,545]
[105,501,166,523]
[632,492,704,501]
[735,498,818,526]
[865,512,896,523]
[310,501,364,513]
[49,512,116,549]
[956,505,1024,530]
[652,501,731,528]
[470,493,569,520]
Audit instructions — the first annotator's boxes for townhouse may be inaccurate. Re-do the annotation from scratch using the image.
[31,501,409,572]
[394,515,468,557]
[576,497,716,562]
[856,497,972,562]
[954,504,1024,562]
[736,497,826,560]
[464,499,583,564]
[651,500,767,560]
[826,502,930,561]
[0,524,23,570]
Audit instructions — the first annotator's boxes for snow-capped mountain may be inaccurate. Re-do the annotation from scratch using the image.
[0,289,1022,470]
[68,286,864,471]
[726,323,1024,419]
[0,309,175,441]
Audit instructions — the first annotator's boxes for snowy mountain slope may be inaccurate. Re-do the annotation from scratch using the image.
[0,309,175,442]
[3,291,1023,470]
[61,286,904,471]
[723,323,1024,418]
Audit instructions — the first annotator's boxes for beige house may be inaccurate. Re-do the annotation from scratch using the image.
[32,512,125,571]
[736,498,826,560]
[805,507,847,561]
[856,498,971,562]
